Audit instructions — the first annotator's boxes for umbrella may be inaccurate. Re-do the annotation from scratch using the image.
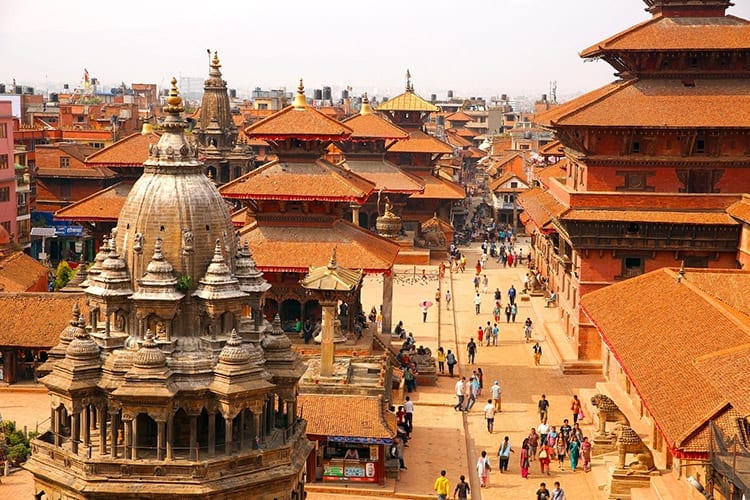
[419,300,433,308]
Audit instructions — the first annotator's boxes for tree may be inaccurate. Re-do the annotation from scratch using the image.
[53,261,74,291]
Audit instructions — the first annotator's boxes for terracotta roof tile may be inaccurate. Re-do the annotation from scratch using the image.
[387,130,453,155]
[0,252,49,292]
[298,394,395,440]
[340,159,424,194]
[539,140,563,156]
[489,172,529,192]
[0,293,88,347]
[727,196,750,223]
[444,132,473,149]
[56,143,98,162]
[244,105,352,141]
[342,113,410,141]
[517,187,567,232]
[580,14,750,57]
[54,181,134,222]
[409,174,465,200]
[376,91,438,113]
[220,159,374,202]
[537,79,750,128]
[37,166,117,179]
[536,159,568,188]
[239,219,399,273]
[446,111,472,123]
[581,268,750,451]
[85,132,160,166]
[561,209,738,225]
[486,153,525,178]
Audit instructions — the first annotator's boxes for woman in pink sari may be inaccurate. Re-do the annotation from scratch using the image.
[581,436,593,472]
[520,438,530,479]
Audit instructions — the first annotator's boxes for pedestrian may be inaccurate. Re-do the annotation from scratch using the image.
[551,481,567,500]
[497,436,513,472]
[454,377,466,411]
[481,274,489,293]
[466,376,479,411]
[483,399,496,433]
[467,338,476,364]
[536,481,551,500]
[404,364,416,393]
[538,440,553,476]
[490,380,502,412]
[538,394,550,422]
[559,419,572,447]
[476,450,491,487]
[568,436,581,472]
[437,347,445,374]
[527,427,540,462]
[473,274,480,291]
[391,436,407,470]
[453,474,470,500]
[476,367,484,394]
[434,469,450,500]
[520,438,531,479]
[533,341,543,366]
[445,289,452,309]
[404,396,414,433]
[573,422,584,443]
[537,419,550,446]
[473,292,481,315]
[507,252,515,267]
[446,350,457,377]
[555,431,567,470]
[492,323,499,346]
[494,287,502,302]
[483,322,492,346]
[511,302,517,322]
[477,325,484,346]
[570,395,582,424]
[581,436,592,472]
[547,426,558,447]
[475,260,482,275]
[504,303,512,323]
[508,284,517,305]
[421,303,428,322]
[492,301,502,323]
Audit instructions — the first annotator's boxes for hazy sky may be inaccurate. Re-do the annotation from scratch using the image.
[3,0,750,101]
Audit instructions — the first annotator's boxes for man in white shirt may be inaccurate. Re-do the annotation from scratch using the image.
[490,380,502,412]
[537,419,550,446]
[454,377,466,411]
[404,396,414,433]
[483,399,496,433]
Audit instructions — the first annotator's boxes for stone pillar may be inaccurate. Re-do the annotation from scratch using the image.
[98,407,107,455]
[52,407,60,447]
[81,408,90,447]
[224,417,233,455]
[131,417,138,460]
[320,299,336,377]
[381,271,394,334]
[71,412,80,455]
[189,415,198,461]
[239,411,246,450]
[104,309,111,338]
[287,400,296,428]
[166,415,174,461]
[208,412,216,457]
[156,420,166,461]
[109,411,119,458]
[123,418,132,460]
[350,204,360,226]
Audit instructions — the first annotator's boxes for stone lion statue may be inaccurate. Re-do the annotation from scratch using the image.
[419,224,446,248]
[615,425,656,473]
[591,394,630,437]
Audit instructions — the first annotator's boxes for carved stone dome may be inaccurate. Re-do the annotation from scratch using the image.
[261,314,292,350]
[218,329,250,364]
[115,78,235,293]
[134,331,167,369]
[66,317,100,360]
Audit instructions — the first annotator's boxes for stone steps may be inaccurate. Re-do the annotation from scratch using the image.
[562,360,603,375]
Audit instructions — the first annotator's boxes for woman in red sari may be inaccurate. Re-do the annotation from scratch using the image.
[520,437,531,479]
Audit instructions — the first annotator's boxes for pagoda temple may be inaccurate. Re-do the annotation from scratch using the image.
[378,72,465,230]
[220,81,401,334]
[25,78,312,499]
[519,0,750,366]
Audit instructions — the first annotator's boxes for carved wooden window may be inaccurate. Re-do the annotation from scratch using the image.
[622,257,643,278]
[616,171,654,192]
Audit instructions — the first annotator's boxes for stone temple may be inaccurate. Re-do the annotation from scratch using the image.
[25,78,312,499]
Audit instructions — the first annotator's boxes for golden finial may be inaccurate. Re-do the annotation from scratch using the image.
[360,92,372,115]
[212,51,220,68]
[327,246,338,270]
[167,77,181,106]
[292,78,307,109]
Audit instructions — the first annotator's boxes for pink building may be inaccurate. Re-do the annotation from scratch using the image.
[0,101,17,239]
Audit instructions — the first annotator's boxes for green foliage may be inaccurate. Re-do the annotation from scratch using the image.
[8,443,30,464]
[176,275,193,291]
[1,420,33,465]
[53,261,74,291]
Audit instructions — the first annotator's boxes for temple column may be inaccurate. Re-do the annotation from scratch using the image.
[207,412,216,457]
[189,415,198,461]
[104,308,111,338]
[109,410,119,458]
[53,407,61,447]
[224,417,233,454]
[239,411,246,450]
[350,203,360,226]
[166,414,174,461]
[381,271,394,334]
[320,299,336,377]
[287,400,296,428]
[253,413,261,448]
[131,416,138,460]
[81,407,90,448]
[156,420,165,461]
[123,418,132,460]
[71,412,80,455]
[97,407,107,455]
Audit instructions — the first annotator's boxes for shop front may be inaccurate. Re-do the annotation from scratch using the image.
[320,437,387,483]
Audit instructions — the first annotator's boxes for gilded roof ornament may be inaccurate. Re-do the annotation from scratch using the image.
[360,93,372,115]
[292,78,307,110]
[210,51,222,77]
